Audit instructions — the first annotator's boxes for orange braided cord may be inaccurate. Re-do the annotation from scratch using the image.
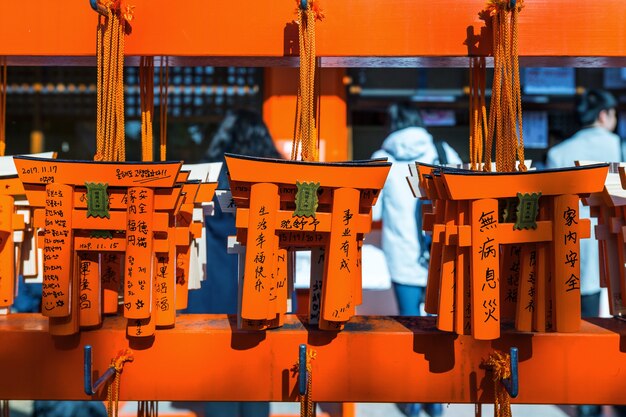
[95,1,132,162]
[485,0,525,172]
[140,56,155,161]
[0,58,6,157]
[292,2,322,162]
[469,57,487,170]
[106,349,134,417]
[485,351,512,417]
[299,349,317,417]
[159,57,169,161]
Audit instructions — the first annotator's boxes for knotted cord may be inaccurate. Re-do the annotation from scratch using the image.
[138,400,159,417]
[292,1,324,162]
[300,349,317,417]
[0,400,8,417]
[469,56,487,170]
[159,57,169,161]
[484,0,526,172]
[107,349,134,417]
[0,57,6,157]
[95,0,133,162]
[140,56,154,162]
[485,351,512,417]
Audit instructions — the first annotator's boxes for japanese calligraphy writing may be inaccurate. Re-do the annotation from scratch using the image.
[124,187,154,319]
[42,183,73,317]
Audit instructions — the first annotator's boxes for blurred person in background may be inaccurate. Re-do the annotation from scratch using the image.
[372,103,462,417]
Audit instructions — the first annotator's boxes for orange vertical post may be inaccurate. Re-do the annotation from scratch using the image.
[49,253,80,336]
[273,247,289,320]
[552,194,582,332]
[241,182,279,322]
[601,206,626,314]
[437,200,457,332]
[455,201,470,335]
[175,204,193,310]
[516,244,536,332]
[155,247,176,327]
[309,247,325,325]
[43,183,74,317]
[102,253,122,314]
[424,198,445,315]
[263,68,348,162]
[321,187,360,325]
[0,195,14,308]
[78,252,101,327]
[534,243,548,332]
[500,245,521,321]
[470,198,500,340]
[124,187,155,320]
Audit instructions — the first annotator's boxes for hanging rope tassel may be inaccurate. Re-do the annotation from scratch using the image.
[469,56,487,171]
[0,400,9,417]
[485,351,513,417]
[484,0,526,173]
[159,56,169,161]
[0,57,7,157]
[138,400,159,417]
[300,349,317,417]
[107,349,134,417]
[95,0,133,162]
[292,1,324,162]
[140,56,155,162]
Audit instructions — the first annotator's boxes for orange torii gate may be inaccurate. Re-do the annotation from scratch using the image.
[0,153,58,313]
[14,156,185,336]
[0,174,27,312]
[225,154,391,331]
[583,162,626,317]
[409,163,609,340]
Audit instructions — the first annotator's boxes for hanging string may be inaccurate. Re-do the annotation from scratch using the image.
[0,400,8,417]
[485,351,513,417]
[469,56,488,170]
[138,400,159,417]
[95,1,133,162]
[484,0,526,172]
[292,1,324,162]
[299,349,317,417]
[159,57,169,161]
[140,56,154,162]
[0,57,6,157]
[107,349,134,417]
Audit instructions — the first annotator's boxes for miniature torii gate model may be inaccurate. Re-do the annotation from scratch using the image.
[0,153,56,314]
[3,0,626,408]
[14,156,184,336]
[581,162,626,317]
[409,163,609,339]
[225,153,390,331]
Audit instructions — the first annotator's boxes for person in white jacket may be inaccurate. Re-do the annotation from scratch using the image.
[372,103,461,417]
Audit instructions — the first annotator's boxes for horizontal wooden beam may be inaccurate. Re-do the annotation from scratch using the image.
[1,314,626,403]
[2,1,626,66]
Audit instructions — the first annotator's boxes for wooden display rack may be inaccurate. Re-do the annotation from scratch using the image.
[409,163,609,339]
[226,153,391,331]
[2,0,626,408]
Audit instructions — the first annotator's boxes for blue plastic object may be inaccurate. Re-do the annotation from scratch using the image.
[509,0,516,9]
[300,0,307,10]
[502,347,519,398]
[89,0,108,16]
[298,344,308,396]
[84,345,117,396]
